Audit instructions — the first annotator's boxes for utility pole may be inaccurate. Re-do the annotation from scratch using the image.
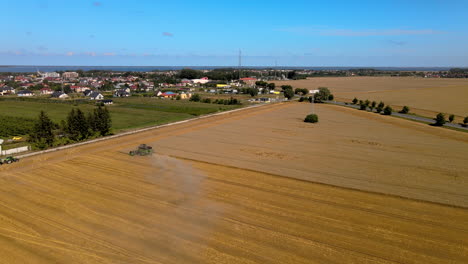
[275,60,278,79]
[238,49,242,79]
[311,95,315,114]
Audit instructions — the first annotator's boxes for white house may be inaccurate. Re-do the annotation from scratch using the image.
[192,77,210,84]
[17,90,34,97]
[40,88,53,95]
[89,91,104,100]
[0,86,15,95]
[40,71,61,78]
[51,91,69,99]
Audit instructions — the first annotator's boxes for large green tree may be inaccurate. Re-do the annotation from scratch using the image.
[283,88,294,100]
[93,106,112,136]
[66,108,90,141]
[314,87,332,103]
[29,111,55,149]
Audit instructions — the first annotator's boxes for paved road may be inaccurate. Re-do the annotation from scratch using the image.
[326,101,468,131]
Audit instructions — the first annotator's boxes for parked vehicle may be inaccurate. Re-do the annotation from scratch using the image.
[2,156,19,164]
[1,156,20,165]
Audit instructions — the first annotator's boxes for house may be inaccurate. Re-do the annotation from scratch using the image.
[154,90,163,97]
[17,90,34,97]
[179,93,192,99]
[179,79,193,86]
[51,91,69,99]
[160,91,177,98]
[100,99,113,105]
[83,89,93,96]
[114,89,130,97]
[62,72,79,79]
[192,77,209,84]
[40,71,60,78]
[89,91,104,100]
[71,86,89,93]
[40,88,53,95]
[240,77,257,86]
[309,89,319,94]
[0,86,15,95]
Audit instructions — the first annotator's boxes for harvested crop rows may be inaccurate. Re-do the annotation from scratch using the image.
[0,102,467,263]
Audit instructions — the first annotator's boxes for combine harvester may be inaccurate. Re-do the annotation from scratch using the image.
[129,144,153,156]
[0,156,20,165]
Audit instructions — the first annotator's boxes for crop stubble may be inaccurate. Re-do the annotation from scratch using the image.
[0,102,467,263]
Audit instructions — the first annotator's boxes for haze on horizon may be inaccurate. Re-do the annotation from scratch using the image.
[2,0,468,67]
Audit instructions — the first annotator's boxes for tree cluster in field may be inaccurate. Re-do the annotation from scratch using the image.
[28,106,112,150]
[189,94,241,105]
[0,115,36,137]
[280,85,295,100]
[240,88,260,97]
[296,87,335,103]
[304,114,319,123]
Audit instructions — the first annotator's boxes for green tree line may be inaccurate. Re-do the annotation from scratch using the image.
[28,106,112,150]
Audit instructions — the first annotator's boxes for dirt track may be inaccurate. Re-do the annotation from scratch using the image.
[0,102,467,263]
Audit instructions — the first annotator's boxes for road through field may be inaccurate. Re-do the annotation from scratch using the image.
[0,102,467,263]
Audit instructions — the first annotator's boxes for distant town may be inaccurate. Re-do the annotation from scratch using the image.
[1,67,467,101]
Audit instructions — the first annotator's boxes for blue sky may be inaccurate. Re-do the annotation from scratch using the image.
[1,0,468,66]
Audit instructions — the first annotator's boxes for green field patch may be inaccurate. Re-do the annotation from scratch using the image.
[0,98,244,135]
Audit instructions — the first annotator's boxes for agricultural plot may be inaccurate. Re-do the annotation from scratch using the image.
[275,77,468,122]
[0,98,242,137]
[0,102,467,263]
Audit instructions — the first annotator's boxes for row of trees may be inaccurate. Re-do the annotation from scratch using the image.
[352,98,393,115]
[189,94,241,105]
[28,106,112,150]
[433,113,468,127]
[352,97,468,127]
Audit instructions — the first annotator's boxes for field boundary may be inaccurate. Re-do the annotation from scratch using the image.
[15,103,276,159]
